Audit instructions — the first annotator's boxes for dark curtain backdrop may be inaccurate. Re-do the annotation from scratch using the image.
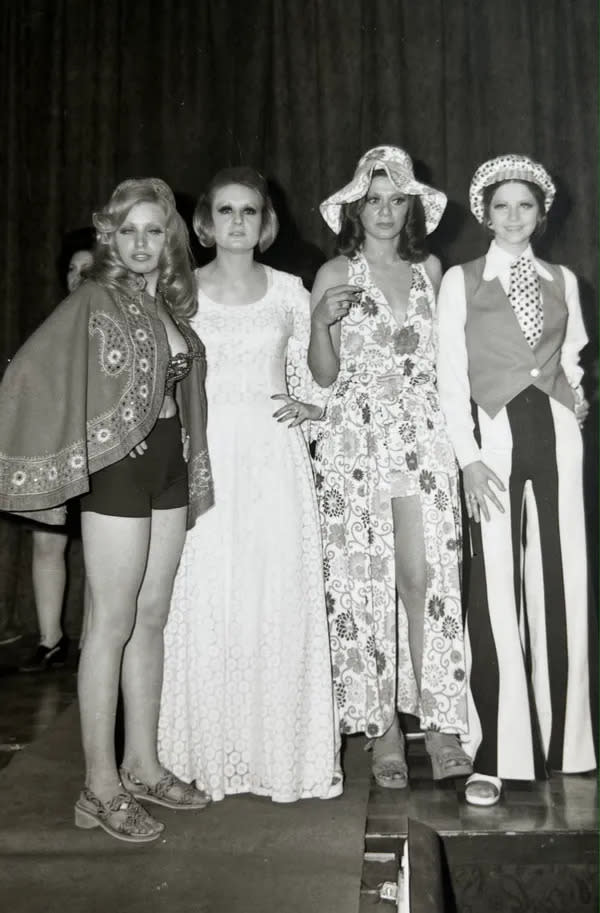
[0,0,597,635]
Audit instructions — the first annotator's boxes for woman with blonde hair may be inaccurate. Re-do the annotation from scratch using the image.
[0,178,214,841]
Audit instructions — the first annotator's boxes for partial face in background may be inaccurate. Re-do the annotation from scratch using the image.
[359,174,409,242]
[210,184,263,252]
[487,181,540,252]
[114,202,168,279]
[67,250,94,293]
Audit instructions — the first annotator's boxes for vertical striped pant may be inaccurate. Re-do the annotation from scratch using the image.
[464,386,597,779]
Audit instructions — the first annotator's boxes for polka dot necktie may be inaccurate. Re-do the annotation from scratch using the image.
[508,255,543,348]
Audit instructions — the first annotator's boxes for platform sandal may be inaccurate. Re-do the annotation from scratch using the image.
[119,767,211,810]
[465,773,502,807]
[425,731,473,780]
[366,719,408,789]
[74,787,164,843]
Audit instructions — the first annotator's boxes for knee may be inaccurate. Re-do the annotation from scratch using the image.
[87,607,135,648]
[134,594,171,635]
[395,566,427,607]
[32,532,67,563]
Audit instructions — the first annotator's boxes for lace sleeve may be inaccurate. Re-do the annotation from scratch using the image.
[284,274,331,440]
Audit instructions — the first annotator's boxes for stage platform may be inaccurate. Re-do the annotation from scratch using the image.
[360,736,598,912]
[0,642,372,913]
[1,641,597,912]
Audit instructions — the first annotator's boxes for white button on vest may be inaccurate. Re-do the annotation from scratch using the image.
[530,368,540,378]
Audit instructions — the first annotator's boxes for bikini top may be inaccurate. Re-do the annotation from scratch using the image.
[164,348,192,397]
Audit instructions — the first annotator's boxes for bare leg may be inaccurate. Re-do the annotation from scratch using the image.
[391,495,427,684]
[79,512,150,801]
[31,529,68,646]
[391,496,471,778]
[79,577,92,649]
[368,497,426,787]
[120,506,187,782]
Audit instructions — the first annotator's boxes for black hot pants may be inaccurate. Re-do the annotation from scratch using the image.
[80,415,188,517]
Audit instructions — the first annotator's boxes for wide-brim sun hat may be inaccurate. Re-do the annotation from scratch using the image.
[469,154,556,224]
[319,145,447,236]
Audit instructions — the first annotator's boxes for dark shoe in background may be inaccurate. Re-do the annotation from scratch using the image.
[19,635,69,673]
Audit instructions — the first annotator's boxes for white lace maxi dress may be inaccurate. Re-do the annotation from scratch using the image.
[158,267,339,803]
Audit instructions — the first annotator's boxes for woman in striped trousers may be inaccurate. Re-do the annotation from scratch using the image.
[436,154,597,806]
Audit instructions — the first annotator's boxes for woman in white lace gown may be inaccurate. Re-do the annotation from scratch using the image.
[158,168,340,803]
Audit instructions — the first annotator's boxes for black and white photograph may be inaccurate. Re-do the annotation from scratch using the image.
[0,2,597,911]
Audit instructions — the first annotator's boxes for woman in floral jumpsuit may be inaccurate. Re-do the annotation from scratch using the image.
[309,146,471,787]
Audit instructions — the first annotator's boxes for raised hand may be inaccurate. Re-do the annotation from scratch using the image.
[311,284,362,328]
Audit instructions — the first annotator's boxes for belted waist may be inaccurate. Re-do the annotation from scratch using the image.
[336,370,435,395]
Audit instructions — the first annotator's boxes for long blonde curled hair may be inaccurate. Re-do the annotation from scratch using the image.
[88,177,197,319]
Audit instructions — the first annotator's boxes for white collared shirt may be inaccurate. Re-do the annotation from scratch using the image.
[436,241,588,468]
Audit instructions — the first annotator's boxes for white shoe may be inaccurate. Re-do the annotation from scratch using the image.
[465,773,502,806]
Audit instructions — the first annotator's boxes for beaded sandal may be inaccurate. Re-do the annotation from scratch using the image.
[425,731,473,780]
[74,787,164,843]
[119,767,211,810]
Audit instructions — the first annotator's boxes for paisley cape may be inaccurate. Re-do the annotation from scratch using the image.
[0,280,213,528]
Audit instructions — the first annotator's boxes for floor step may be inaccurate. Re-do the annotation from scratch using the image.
[361,741,598,912]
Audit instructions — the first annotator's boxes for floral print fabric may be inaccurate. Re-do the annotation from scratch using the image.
[313,252,467,737]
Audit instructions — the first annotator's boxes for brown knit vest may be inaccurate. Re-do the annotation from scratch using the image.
[462,257,574,418]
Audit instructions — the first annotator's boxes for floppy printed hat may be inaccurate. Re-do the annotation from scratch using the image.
[320,145,447,235]
[469,154,556,224]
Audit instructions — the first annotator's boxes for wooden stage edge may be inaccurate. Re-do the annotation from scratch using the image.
[357,736,598,912]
